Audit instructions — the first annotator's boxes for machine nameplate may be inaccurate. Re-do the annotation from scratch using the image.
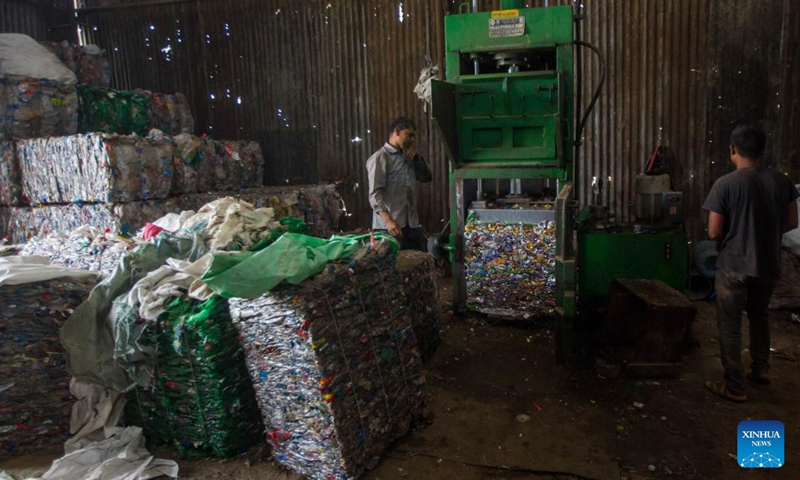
[489,17,525,38]
[491,9,519,19]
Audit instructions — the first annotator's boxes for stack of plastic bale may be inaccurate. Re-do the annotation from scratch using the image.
[42,41,111,87]
[176,184,343,239]
[134,89,194,135]
[124,295,265,458]
[77,85,149,136]
[0,34,79,141]
[396,250,442,362]
[0,200,181,244]
[18,133,173,204]
[229,240,427,480]
[0,141,23,206]
[20,227,136,278]
[0,264,97,458]
[464,218,557,317]
[0,133,180,241]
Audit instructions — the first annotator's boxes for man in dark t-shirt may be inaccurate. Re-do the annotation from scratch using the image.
[702,123,799,402]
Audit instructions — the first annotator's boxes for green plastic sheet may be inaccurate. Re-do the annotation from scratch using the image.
[201,233,399,299]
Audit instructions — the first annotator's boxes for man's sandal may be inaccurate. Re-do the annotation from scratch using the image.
[705,380,747,402]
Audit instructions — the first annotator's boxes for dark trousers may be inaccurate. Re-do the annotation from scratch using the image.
[373,226,427,252]
[715,269,776,395]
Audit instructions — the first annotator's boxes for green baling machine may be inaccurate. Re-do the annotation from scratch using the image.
[431,1,578,361]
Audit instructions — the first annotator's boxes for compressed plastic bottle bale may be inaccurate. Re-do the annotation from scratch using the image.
[174,92,194,134]
[396,250,442,362]
[17,133,174,205]
[0,75,78,140]
[208,140,264,192]
[464,219,557,317]
[0,276,97,459]
[75,44,111,87]
[0,141,23,206]
[124,295,265,459]
[77,84,149,136]
[171,134,215,195]
[230,240,427,480]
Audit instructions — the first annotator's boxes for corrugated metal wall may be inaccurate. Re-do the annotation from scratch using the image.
[1,0,50,40]
[78,0,449,233]
[68,0,800,239]
[1,0,78,42]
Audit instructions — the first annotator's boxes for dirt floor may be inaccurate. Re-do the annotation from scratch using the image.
[2,279,799,480]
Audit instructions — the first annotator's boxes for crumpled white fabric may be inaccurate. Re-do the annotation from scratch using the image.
[413,65,439,112]
[152,197,277,251]
[126,255,216,321]
[0,256,99,286]
[67,380,127,448]
[33,427,177,480]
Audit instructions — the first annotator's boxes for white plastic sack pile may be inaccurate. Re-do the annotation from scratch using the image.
[0,34,77,85]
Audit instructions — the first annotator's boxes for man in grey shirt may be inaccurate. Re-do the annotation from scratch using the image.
[366,117,433,250]
[702,123,799,402]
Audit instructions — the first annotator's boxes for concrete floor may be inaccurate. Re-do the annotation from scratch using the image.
[2,285,799,480]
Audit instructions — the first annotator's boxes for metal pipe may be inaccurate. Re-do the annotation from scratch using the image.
[473,0,478,13]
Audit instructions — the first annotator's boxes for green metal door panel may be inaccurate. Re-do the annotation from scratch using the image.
[459,73,560,117]
[460,115,559,163]
[456,73,561,165]
[431,79,459,165]
[577,230,689,314]
[444,6,574,59]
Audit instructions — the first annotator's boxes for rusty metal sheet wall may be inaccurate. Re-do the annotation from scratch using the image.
[79,0,448,234]
[77,0,799,240]
[576,0,713,240]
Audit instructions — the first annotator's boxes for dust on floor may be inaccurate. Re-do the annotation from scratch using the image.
[3,295,799,480]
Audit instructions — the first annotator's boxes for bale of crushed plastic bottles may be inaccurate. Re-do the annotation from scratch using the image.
[125,295,265,458]
[230,240,427,480]
[0,273,97,459]
[464,219,557,317]
[396,250,442,362]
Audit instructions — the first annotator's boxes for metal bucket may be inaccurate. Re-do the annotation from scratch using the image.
[693,240,718,278]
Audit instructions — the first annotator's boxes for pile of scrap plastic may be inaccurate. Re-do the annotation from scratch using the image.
[17,133,173,204]
[134,89,194,135]
[177,184,343,238]
[43,41,111,87]
[0,34,78,141]
[170,135,263,194]
[0,141,22,206]
[464,219,557,317]
[125,295,264,458]
[0,199,180,243]
[396,250,442,362]
[77,84,149,136]
[20,226,136,278]
[0,263,97,459]
[229,239,427,480]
